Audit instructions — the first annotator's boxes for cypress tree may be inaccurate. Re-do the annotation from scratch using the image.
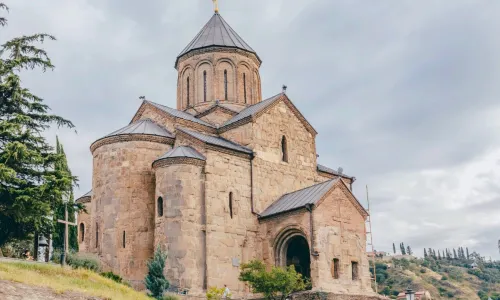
[52,137,78,252]
[407,245,413,256]
[393,243,396,254]
[466,248,470,260]
[453,248,458,259]
[424,248,428,258]
[438,250,441,260]
[0,3,76,246]
[145,246,169,299]
[401,243,406,255]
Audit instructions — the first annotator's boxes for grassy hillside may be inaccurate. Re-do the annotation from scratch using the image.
[371,256,500,300]
[0,259,150,300]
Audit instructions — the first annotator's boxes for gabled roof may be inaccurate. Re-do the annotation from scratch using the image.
[259,179,339,218]
[219,93,317,135]
[317,164,355,180]
[143,101,215,128]
[259,178,368,219]
[103,118,174,139]
[176,13,260,68]
[76,190,92,203]
[155,146,206,161]
[195,101,240,118]
[177,127,252,154]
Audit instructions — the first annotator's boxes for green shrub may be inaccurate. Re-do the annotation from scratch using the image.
[145,246,169,300]
[207,287,227,300]
[441,276,448,281]
[420,268,426,273]
[66,252,101,272]
[101,271,123,283]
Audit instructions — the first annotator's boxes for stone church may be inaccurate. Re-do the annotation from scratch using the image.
[76,8,375,298]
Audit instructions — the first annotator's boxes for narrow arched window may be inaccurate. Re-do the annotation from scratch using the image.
[95,223,99,248]
[224,69,228,100]
[203,71,207,102]
[187,77,190,106]
[243,73,247,103]
[281,136,288,162]
[80,223,85,242]
[229,192,233,219]
[123,231,126,248]
[157,197,163,217]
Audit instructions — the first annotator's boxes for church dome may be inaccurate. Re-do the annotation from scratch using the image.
[175,12,263,111]
[175,13,260,68]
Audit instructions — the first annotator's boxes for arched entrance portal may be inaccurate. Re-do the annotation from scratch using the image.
[286,236,311,279]
[275,228,311,281]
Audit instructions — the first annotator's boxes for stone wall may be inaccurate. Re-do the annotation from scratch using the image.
[199,109,235,127]
[77,202,91,252]
[90,139,170,287]
[154,161,205,295]
[311,185,371,294]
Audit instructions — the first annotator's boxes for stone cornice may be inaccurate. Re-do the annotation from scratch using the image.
[75,196,91,204]
[176,130,252,159]
[131,101,217,134]
[217,94,317,136]
[175,46,261,69]
[90,134,174,153]
[153,157,206,169]
[195,104,239,119]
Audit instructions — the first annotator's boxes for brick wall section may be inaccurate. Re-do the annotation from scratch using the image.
[154,162,205,295]
[90,140,170,288]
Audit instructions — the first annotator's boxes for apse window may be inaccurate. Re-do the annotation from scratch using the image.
[80,223,85,242]
[157,197,163,217]
[281,135,288,162]
[229,192,233,219]
[332,258,340,279]
[351,261,359,280]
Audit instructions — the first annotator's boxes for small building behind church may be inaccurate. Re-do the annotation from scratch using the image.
[76,8,375,298]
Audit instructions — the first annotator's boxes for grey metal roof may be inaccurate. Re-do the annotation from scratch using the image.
[156,146,206,161]
[104,118,174,139]
[259,179,339,218]
[177,127,253,154]
[317,164,354,179]
[221,93,283,128]
[146,101,215,128]
[76,190,92,203]
[176,13,259,67]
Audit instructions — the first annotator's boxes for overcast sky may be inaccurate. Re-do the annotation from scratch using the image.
[3,0,500,259]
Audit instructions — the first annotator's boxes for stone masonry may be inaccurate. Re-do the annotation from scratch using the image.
[76,10,378,299]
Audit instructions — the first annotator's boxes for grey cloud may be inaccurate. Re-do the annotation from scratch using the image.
[3,0,500,259]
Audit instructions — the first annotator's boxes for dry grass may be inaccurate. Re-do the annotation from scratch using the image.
[0,260,151,300]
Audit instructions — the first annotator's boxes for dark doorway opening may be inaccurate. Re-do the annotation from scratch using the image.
[286,235,311,279]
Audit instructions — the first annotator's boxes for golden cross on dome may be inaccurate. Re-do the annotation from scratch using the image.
[212,0,219,13]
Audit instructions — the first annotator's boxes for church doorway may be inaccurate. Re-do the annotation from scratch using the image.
[285,235,311,279]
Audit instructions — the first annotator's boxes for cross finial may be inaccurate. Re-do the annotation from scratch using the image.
[212,0,219,13]
[282,85,287,94]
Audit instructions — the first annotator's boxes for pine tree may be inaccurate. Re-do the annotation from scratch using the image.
[424,248,428,258]
[453,248,458,259]
[52,137,78,252]
[145,246,169,299]
[0,3,76,246]
[393,243,396,255]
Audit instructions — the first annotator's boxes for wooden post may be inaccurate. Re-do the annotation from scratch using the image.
[57,203,77,266]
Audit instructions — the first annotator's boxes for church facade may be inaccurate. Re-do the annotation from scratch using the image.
[76,11,374,297]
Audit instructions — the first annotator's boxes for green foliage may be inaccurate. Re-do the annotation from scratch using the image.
[0,238,33,258]
[206,286,230,300]
[52,137,79,252]
[145,246,169,300]
[51,250,100,272]
[0,3,77,246]
[239,260,307,300]
[100,271,123,283]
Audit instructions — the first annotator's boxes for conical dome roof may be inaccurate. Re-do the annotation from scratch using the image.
[175,13,260,68]
[103,119,174,139]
